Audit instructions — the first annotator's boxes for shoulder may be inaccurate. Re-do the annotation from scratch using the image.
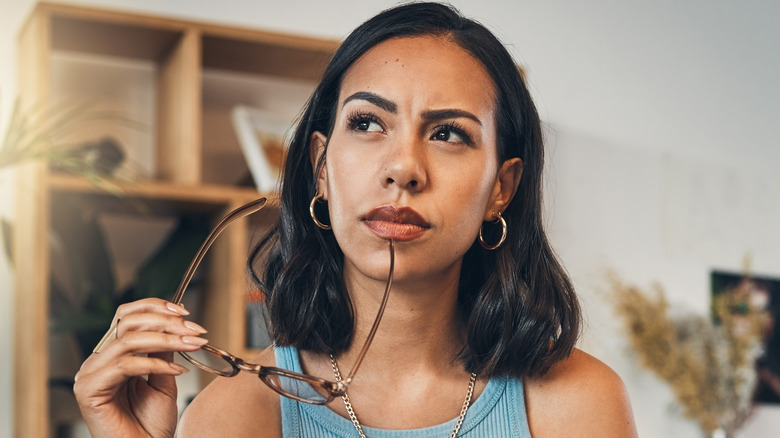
[523,348,637,438]
[177,347,282,438]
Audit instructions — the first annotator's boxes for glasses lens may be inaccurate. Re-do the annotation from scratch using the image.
[261,372,332,404]
[179,347,237,377]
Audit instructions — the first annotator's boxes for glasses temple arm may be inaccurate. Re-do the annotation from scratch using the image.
[170,198,267,305]
[343,239,394,383]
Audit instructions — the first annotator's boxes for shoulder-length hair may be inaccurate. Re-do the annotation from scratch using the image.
[250,2,580,378]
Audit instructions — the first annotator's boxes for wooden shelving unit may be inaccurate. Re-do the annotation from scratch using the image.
[13,3,336,437]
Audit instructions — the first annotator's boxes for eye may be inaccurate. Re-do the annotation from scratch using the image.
[347,112,384,133]
[431,122,472,146]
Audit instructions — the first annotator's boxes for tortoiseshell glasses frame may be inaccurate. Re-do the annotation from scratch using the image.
[169,197,395,405]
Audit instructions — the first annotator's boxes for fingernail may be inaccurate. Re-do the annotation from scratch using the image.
[170,363,190,374]
[184,320,208,334]
[166,302,190,315]
[182,336,208,346]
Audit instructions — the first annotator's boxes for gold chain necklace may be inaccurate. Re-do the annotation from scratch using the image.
[329,355,477,438]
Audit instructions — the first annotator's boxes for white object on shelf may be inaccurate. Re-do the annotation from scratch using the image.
[231,105,292,193]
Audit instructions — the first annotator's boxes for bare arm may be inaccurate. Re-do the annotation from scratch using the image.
[525,349,638,437]
[177,347,282,438]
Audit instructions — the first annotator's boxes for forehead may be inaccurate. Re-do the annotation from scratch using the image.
[339,35,496,110]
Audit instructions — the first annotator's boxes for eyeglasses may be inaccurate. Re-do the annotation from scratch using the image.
[170,197,395,405]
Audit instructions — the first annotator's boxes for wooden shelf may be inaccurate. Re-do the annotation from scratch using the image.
[13,3,336,437]
[49,173,268,204]
[50,14,184,61]
[202,34,332,80]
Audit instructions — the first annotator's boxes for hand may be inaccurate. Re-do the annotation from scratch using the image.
[74,298,209,438]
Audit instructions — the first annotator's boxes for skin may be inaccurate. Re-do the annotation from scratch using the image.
[74,300,206,437]
[75,35,637,437]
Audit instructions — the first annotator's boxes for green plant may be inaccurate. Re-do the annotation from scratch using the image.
[0,96,146,264]
[1,97,141,179]
[0,95,206,360]
[49,194,211,359]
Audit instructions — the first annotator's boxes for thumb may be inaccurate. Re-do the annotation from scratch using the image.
[147,351,180,399]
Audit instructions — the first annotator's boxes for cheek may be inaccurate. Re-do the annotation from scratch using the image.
[322,148,367,221]
[442,155,497,203]
[435,160,498,236]
[326,146,363,189]
[463,175,497,232]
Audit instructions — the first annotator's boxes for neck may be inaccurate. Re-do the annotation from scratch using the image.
[298,259,485,431]
[341,260,466,376]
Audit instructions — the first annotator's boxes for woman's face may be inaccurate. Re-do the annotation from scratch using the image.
[313,35,520,286]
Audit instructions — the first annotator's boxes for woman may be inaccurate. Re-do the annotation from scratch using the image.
[74,3,637,437]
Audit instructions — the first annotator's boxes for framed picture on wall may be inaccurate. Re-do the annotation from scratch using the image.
[712,270,780,404]
[231,105,291,193]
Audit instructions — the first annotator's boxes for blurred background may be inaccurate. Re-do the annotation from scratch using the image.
[1,1,778,437]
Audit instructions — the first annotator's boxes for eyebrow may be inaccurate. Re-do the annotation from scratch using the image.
[421,109,482,126]
[342,91,482,126]
[343,91,397,113]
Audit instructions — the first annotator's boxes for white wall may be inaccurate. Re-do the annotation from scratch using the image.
[2,1,778,437]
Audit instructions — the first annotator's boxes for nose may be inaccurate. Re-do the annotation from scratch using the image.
[380,139,428,192]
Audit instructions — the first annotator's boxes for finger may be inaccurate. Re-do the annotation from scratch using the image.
[75,354,188,402]
[81,332,208,377]
[114,298,190,324]
[106,331,209,358]
[116,312,208,339]
[148,351,178,399]
[92,300,193,354]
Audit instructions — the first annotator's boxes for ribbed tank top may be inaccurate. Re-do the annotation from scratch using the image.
[276,346,532,437]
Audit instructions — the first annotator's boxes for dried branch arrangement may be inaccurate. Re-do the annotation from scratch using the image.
[610,275,767,436]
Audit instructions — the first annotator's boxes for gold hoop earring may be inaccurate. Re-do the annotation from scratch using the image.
[479,211,507,250]
[310,193,331,230]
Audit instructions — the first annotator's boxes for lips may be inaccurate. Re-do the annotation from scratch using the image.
[362,205,430,241]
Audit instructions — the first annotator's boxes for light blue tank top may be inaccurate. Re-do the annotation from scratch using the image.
[276,346,532,437]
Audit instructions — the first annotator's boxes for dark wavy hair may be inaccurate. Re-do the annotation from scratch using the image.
[249,2,580,378]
